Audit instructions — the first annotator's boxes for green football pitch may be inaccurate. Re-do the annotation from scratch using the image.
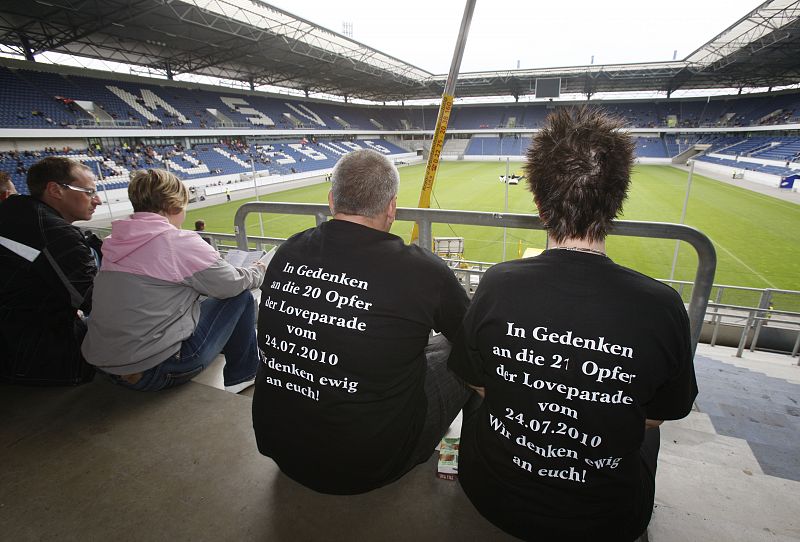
[186,162,800,295]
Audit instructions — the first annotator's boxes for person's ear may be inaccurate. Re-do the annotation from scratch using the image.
[384,196,397,231]
[328,190,335,214]
[45,181,64,200]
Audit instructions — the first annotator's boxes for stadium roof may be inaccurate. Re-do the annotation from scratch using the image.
[0,0,798,101]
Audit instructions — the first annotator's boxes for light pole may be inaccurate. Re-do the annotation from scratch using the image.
[251,158,265,238]
[95,162,113,220]
[502,157,510,261]
[669,160,695,282]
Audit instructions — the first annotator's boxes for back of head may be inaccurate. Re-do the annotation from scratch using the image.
[128,169,188,214]
[194,219,205,231]
[330,149,399,217]
[523,106,634,242]
[27,156,88,199]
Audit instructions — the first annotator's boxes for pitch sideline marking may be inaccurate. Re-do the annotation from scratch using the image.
[712,238,777,289]
[690,174,800,214]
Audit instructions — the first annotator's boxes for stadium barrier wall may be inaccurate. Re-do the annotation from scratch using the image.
[82,152,418,221]
[232,203,716,355]
[692,160,782,188]
[635,158,673,165]
[462,155,525,161]
[709,153,800,171]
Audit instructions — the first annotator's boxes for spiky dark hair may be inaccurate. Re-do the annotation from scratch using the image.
[523,106,634,243]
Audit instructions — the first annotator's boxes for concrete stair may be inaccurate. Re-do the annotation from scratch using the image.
[648,352,800,541]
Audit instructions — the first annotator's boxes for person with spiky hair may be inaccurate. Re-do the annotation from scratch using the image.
[448,107,697,542]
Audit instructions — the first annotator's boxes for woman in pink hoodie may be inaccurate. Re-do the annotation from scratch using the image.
[82,169,266,393]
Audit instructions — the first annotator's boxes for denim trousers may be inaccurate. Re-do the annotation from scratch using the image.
[113,290,259,391]
[399,333,473,473]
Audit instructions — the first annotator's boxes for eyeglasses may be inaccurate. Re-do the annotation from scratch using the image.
[58,183,99,198]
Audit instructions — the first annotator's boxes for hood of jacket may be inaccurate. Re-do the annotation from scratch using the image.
[102,212,218,282]
[103,213,175,262]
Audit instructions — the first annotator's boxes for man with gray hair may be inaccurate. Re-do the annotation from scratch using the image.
[253,148,472,494]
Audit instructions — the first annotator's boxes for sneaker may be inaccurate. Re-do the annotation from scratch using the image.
[225,378,256,394]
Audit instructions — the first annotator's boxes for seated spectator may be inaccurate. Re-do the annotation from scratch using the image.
[194,219,212,245]
[0,172,17,202]
[0,157,101,385]
[252,149,472,494]
[447,107,698,542]
[82,169,266,393]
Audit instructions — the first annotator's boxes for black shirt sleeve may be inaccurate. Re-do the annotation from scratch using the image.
[447,280,488,386]
[644,296,698,420]
[433,258,470,341]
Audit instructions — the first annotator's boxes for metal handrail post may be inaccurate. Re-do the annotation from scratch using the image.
[710,306,722,347]
[736,310,756,358]
[751,289,773,352]
[750,316,765,353]
[714,286,724,305]
[418,218,433,252]
[792,332,800,360]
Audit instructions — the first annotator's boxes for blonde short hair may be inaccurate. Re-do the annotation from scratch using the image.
[128,169,189,214]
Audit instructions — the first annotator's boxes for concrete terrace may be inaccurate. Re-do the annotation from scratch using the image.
[1,342,798,541]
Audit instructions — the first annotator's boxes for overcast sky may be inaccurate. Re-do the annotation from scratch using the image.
[266,0,762,74]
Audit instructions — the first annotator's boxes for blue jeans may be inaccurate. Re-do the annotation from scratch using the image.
[401,333,473,472]
[112,290,259,391]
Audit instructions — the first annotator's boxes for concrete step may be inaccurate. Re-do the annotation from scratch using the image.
[694,366,800,394]
[659,417,763,474]
[697,371,798,406]
[694,364,799,390]
[697,398,800,430]
[696,346,800,385]
[698,412,800,450]
[649,503,800,542]
[650,452,800,540]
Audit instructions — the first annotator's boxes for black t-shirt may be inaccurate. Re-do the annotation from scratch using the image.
[252,219,469,494]
[448,249,697,541]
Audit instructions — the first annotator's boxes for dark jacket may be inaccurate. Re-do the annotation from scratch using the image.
[0,195,97,385]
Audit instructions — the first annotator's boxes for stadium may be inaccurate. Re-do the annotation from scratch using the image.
[1,0,799,540]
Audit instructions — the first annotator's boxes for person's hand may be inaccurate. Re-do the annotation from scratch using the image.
[253,261,267,272]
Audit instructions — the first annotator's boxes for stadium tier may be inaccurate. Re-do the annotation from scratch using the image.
[0,62,798,195]
[464,136,533,156]
[1,64,800,131]
[0,138,409,195]
[4,132,799,196]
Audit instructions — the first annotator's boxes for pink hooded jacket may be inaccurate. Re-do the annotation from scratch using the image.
[82,212,264,374]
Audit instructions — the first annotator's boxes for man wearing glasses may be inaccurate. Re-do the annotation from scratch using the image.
[0,156,101,385]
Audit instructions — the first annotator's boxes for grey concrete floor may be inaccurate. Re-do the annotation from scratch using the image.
[3,344,798,541]
[0,377,515,542]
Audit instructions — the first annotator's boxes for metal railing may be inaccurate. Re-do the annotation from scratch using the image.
[662,279,800,313]
[74,119,144,128]
[166,226,799,361]
[705,302,800,360]
[233,202,717,355]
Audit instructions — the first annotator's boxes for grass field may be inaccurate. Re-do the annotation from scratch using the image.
[186,162,800,300]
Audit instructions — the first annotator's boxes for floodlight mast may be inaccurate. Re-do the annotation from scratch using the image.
[410,0,477,245]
